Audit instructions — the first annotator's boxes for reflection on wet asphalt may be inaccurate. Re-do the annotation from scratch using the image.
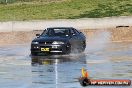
[0,43,132,88]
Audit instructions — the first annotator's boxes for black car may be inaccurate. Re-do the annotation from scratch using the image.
[31,27,86,55]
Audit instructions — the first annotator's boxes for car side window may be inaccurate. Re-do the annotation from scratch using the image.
[73,28,80,34]
[71,29,76,34]
[71,28,80,35]
[41,29,47,35]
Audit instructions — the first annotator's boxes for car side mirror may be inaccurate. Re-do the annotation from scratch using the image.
[36,34,40,37]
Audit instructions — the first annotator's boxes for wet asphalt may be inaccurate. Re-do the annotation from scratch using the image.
[0,42,132,88]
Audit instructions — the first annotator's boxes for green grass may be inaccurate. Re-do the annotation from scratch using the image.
[0,0,132,21]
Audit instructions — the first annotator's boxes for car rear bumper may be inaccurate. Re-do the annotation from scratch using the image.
[31,44,70,55]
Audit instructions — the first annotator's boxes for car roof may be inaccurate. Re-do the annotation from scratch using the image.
[47,27,74,29]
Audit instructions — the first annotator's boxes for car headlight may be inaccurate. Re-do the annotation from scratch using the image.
[32,42,39,44]
[52,41,64,44]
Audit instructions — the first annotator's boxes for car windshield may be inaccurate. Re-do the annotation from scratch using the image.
[41,28,70,37]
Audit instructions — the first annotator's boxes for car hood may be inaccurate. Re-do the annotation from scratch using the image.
[32,36,70,42]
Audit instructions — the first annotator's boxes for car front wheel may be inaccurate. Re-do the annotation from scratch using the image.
[81,41,86,52]
[31,52,38,56]
[65,43,71,54]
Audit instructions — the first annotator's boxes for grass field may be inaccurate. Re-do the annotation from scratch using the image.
[0,0,132,21]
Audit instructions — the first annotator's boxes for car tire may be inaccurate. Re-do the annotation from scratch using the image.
[70,44,80,53]
[82,41,86,52]
[65,43,71,54]
[31,52,38,56]
[79,41,86,52]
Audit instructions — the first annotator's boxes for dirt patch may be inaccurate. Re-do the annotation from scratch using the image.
[0,31,42,45]
[81,26,132,42]
[109,27,132,42]
[0,27,132,45]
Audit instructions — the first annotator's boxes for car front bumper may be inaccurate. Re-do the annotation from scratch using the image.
[31,44,70,55]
